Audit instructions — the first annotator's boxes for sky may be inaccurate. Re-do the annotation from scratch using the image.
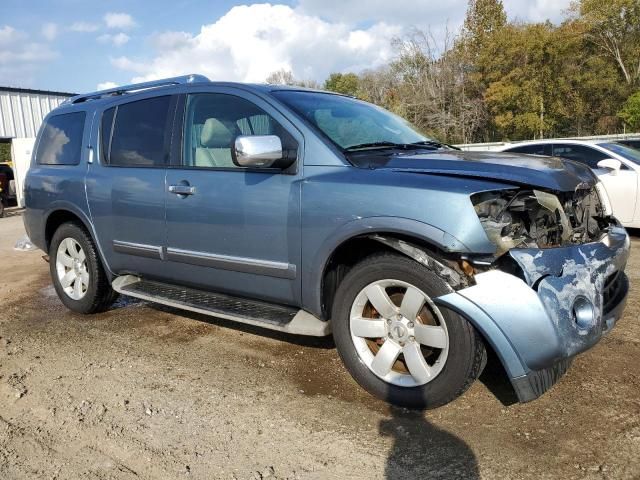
[0,0,572,93]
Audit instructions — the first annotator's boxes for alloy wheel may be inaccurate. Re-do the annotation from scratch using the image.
[349,279,449,387]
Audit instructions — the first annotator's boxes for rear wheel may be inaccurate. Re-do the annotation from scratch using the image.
[50,222,118,313]
[332,252,486,409]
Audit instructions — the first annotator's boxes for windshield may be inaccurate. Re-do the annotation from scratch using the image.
[599,142,640,165]
[272,90,430,150]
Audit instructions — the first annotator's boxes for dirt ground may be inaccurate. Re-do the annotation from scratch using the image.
[0,212,638,480]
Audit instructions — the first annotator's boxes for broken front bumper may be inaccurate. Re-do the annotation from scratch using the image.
[435,226,630,403]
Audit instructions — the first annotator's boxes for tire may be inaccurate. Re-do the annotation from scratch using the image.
[0,200,4,218]
[332,252,486,409]
[49,222,118,313]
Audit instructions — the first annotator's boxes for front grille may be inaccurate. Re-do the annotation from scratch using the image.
[602,271,626,316]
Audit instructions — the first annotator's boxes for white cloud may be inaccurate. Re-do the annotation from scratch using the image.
[98,32,130,47]
[70,21,100,33]
[0,25,57,85]
[112,4,401,84]
[97,81,118,90]
[104,12,136,30]
[41,22,58,41]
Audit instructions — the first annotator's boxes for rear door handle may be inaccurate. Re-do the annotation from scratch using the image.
[168,185,196,196]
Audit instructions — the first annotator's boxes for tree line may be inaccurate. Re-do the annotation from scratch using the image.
[266,0,640,145]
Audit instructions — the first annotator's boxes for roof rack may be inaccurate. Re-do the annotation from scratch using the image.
[65,74,210,105]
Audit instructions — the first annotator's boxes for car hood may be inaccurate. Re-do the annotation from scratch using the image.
[352,150,596,192]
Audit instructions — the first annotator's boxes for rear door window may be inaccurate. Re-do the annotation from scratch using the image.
[107,96,172,167]
[36,112,86,165]
[551,144,608,169]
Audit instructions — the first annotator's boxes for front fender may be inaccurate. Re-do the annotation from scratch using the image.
[302,216,470,318]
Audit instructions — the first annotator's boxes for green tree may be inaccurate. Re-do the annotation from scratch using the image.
[462,0,507,55]
[576,0,640,86]
[323,73,360,96]
[619,91,640,131]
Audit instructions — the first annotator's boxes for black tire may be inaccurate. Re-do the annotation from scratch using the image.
[332,252,486,409]
[49,222,118,313]
[0,200,4,218]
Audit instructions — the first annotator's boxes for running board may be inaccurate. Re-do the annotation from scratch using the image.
[111,275,331,337]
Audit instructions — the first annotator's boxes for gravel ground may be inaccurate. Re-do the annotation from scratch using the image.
[0,213,639,480]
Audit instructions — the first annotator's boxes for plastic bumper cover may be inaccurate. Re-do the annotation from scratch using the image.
[435,226,630,403]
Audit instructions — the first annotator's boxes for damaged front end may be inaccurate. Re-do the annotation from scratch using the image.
[435,183,630,403]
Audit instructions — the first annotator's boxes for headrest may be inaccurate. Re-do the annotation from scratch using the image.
[200,118,235,148]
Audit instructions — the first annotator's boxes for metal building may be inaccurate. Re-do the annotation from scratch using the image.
[0,86,75,207]
[0,86,74,140]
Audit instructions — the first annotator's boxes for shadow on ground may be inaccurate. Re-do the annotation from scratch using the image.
[381,407,479,479]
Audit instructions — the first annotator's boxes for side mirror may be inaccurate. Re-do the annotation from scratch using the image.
[233,135,289,169]
[597,158,622,175]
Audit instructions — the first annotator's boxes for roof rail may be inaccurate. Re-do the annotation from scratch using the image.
[64,74,210,105]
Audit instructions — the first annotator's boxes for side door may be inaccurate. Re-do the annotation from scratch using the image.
[86,94,176,276]
[164,89,303,306]
[552,143,637,223]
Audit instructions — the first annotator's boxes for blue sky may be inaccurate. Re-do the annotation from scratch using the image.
[0,0,572,93]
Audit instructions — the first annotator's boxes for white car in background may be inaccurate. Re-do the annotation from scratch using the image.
[500,139,640,228]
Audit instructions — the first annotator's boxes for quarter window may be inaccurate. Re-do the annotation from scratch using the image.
[107,96,172,167]
[36,112,86,165]
[183,93,295,169]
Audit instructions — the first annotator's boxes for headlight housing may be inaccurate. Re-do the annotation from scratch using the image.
[472,187,605,256]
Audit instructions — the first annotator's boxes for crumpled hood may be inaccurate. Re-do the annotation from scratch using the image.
[356,150,597,192]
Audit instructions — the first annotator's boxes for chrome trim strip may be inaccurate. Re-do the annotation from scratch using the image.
[113,240,163,260]
[166,247,296,279]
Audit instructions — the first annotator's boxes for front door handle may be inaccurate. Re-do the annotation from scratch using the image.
[168,185,196,196]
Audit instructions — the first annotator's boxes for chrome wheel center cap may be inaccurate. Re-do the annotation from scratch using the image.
[389,320,410,343]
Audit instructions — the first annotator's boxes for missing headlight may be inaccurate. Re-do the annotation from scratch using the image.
[472,187,605,256]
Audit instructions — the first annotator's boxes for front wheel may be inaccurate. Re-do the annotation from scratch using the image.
[50,222,118,313]
[332,252,486,409]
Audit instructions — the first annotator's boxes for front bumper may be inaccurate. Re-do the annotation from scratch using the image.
[435,226,630,403]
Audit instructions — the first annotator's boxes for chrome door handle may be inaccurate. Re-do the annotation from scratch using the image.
[168,185,196,195]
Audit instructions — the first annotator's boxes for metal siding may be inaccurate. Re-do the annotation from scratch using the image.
[0,89,70,138]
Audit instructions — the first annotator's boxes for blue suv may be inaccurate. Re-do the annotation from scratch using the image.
[23,75,630,409]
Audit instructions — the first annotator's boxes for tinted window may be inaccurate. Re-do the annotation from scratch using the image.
[618,139,640,150]
[36,112,86,165]
[552,144,608,169]
[183,93,296,169]
[599,142,640,166]
[506,144,552,156]
[100,107,115,164]
[109,96,172,166]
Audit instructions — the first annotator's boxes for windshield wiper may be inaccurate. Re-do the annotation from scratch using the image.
[344,141,441,152]
[344,141,405,151]
[410,140,460,150]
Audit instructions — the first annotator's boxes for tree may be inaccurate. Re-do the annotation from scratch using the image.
[265,69,321,89]
[462,0,507,55]
[389,29,486,143]
[619,91,640,131]
[265,69,296,85]
[576,0,640,86]
[323,73,360,96]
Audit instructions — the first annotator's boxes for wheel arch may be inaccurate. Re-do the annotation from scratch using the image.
[44,205,115,279]
[305,217,471,320]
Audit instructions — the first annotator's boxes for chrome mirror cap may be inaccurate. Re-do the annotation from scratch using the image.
[233,135,284,168]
